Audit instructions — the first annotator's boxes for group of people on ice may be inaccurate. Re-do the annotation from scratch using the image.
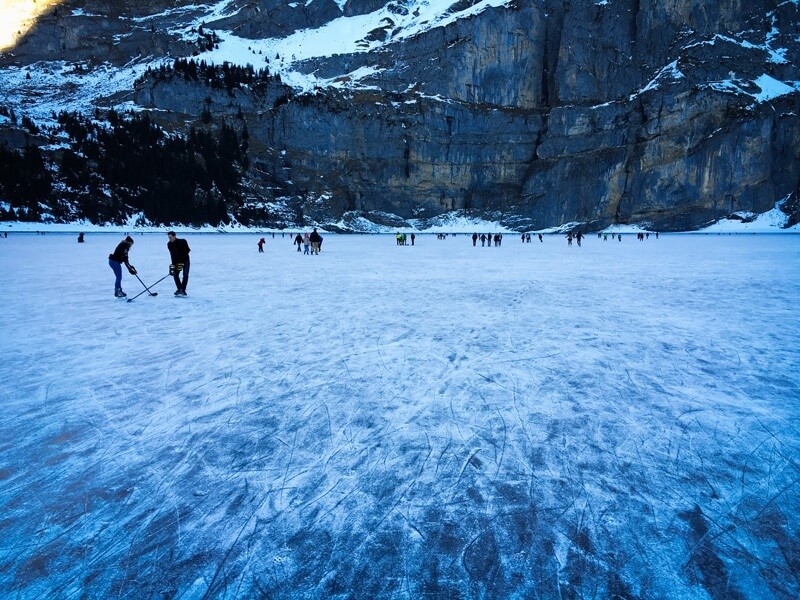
[395,232,416,245]
[107,231,190,298]
[472,232,504,247]
[566,232,585,246]
[290,229,324,254]
[519,232,544,243]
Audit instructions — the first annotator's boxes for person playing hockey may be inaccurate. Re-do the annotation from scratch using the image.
[108,236,136,297]
[167,231,191,296]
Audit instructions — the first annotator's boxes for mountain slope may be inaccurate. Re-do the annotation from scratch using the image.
[1,0,799,230]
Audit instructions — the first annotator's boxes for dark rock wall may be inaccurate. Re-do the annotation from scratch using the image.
[266,0,799,230]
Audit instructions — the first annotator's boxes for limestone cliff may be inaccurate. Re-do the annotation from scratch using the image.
[1,0,798,230]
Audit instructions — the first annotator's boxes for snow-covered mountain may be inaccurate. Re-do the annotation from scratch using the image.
[1,0,799,231]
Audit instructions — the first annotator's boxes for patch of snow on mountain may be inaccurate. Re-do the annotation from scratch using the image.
[752,73,798,101]
[280,65,384,93]
[194,0,511,90]
[766,14,789,63]
[0,59,164,123]
[631,60,684,99]
[710,74,800,102]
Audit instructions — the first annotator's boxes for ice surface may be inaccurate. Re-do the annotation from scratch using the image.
[0,232,798,598]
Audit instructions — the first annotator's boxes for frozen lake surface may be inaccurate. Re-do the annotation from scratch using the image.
[1,232,798,599]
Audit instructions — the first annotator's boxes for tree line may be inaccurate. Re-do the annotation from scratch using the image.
[137,58,282,96]
[0,109,254,226]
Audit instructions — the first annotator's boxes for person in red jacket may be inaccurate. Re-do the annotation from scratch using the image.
[167,231,191,296]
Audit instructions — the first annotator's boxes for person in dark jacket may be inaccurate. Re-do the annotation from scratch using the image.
[294,233,303,252]
[309,228,322,255]
[109,236,136,297]
[167,231,191,296]
[258,238,265,253]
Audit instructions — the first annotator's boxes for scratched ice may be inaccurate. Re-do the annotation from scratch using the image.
[0,233,798,599]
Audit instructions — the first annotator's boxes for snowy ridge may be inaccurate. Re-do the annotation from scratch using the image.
[0,0,796,118]
[0,0,514,118]
[189,0,512,92]
[0,59,163,123]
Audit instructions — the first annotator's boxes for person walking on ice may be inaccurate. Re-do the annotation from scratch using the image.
[167,231,191,296]
[258,237,265,253]
[309,228,322,255]
[108,235,136,297]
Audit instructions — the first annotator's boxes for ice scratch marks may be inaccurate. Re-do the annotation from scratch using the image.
[453,448,482,491]
[679,505,748,600]
[201,495,267,600]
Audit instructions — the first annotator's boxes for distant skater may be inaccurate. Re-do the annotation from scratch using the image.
[576,232,583,247]
[108,235,136,298]
[567,233,573,246]
[303,232,311,254]
[77,232,85,243]
[258,238,265,253]
[294,233,303,252]
[538,233,543,242]
[411,233,416,246]
[472,232,478,246]
[167,231,191,296]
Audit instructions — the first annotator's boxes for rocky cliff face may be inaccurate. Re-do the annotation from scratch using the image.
[1,0,798,230]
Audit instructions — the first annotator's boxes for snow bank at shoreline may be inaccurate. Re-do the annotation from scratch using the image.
[0,203,797,234]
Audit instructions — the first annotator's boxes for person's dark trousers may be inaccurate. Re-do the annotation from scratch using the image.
[109,259,122,289]
[173,257,190,292]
